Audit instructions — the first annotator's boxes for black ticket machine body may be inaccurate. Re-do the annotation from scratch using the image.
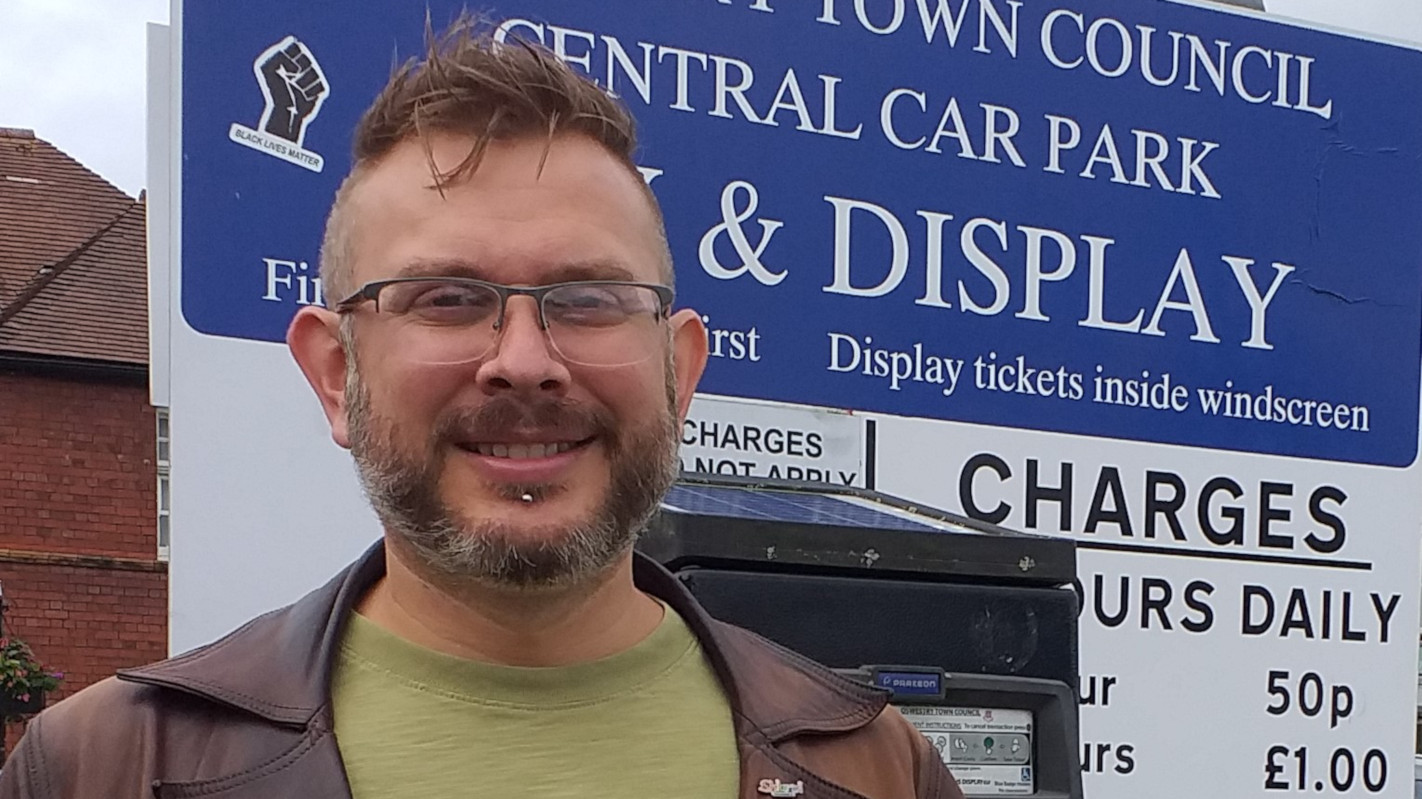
[639,477,1083,799]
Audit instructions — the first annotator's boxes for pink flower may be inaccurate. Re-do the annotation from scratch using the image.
[17,693,29,702]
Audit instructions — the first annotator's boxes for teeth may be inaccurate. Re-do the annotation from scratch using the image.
[472,442,573,458]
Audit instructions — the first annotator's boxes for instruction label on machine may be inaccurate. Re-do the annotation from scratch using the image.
[899,706,1034,796]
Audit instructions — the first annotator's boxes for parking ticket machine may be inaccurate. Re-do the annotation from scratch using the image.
[639,476,1084,799]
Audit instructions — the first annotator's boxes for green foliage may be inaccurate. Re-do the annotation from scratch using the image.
[0,636,62,719]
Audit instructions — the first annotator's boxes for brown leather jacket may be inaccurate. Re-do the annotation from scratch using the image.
[0,544,963,799]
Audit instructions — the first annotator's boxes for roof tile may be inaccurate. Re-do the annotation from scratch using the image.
[0,130,147,365]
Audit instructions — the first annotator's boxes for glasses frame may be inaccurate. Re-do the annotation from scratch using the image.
[333,277,676,331]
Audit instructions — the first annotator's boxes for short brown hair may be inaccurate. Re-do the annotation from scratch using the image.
[321,13,670,303]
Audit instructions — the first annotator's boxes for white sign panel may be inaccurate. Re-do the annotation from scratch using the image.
[682,395,867,487]
[874,414,1420,797]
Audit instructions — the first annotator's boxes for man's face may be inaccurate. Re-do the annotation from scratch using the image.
[330,133,704,590]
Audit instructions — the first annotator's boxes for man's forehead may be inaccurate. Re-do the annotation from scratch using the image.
[351,132,646,203]
[392,256,640,284]
[339,132,666,283]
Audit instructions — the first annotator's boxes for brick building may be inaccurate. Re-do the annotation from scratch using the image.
[0,128,167,739]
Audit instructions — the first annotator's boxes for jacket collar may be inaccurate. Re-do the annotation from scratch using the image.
[119,541,887,742]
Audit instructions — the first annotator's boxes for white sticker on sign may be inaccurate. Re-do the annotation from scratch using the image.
[681,394,866,487]
[900,706,1035,796]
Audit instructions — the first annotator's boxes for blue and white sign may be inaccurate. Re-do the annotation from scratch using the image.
[163,3,1422,799]
[181,0,1422,467]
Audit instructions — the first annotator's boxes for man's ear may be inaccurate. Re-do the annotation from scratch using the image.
[287,306,354,448]
[668,308,709,422]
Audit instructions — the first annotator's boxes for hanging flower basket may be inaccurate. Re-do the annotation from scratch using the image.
[0,637,62,721]
[0,691,44,717]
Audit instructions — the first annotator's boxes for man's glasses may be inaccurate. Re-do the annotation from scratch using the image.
[334,277,675,368]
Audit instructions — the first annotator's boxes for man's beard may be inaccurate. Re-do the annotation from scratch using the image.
[344,359,680,591]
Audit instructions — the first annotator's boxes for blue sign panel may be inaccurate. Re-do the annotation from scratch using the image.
[182,0,1422,466]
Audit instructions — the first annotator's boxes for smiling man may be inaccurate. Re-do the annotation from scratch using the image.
[0,17,961,799]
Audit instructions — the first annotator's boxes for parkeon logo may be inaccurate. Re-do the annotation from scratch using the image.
[228,36,329,173]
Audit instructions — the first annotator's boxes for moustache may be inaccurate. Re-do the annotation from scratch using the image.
[434,396,615,446]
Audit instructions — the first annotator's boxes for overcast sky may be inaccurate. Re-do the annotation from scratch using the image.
[0,1,1415,199]
[0,0,168,197]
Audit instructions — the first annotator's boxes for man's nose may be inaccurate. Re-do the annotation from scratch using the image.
[474,296,571,395]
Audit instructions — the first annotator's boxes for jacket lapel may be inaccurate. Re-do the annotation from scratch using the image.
[151,726,352,799]
[118,541,386,726]
[631,554,890,743]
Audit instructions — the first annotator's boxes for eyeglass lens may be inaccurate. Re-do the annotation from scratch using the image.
[372,279,666,367]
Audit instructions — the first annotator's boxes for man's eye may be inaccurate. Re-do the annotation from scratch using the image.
[415,288,485,308]
[398,284,497,321]
[560,291,619,310]
[548,288,626,324]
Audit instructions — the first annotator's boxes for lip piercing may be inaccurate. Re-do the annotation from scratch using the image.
[521,493,534,503]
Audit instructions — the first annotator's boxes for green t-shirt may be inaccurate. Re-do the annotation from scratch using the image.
[331,605,740,798]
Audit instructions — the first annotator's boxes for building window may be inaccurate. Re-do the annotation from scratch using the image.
[157,409,171,560]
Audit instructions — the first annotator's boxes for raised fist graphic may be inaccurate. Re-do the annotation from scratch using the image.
[255,36,328,145]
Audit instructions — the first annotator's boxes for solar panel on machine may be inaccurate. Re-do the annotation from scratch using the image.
[660,483,975,535]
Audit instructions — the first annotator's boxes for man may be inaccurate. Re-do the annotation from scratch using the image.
[0,18,962,799]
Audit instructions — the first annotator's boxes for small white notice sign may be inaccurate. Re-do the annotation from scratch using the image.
[681,395,867,487]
